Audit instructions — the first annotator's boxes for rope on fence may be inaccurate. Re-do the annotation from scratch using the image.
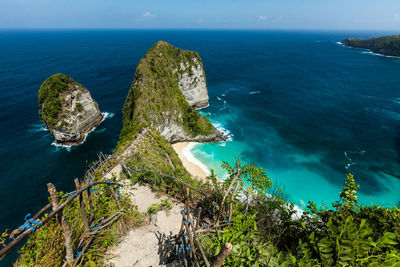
[19,214,42,233]
[0,154,126,262]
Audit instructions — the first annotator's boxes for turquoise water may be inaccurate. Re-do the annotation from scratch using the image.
[190,38,400,209]
[193,103,400,208]
[193,135,400,209]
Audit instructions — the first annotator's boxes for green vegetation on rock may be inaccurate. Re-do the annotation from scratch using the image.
[342,35,400,57]
[75,102,83,112]
[38,73,77,128]
[38,73,103,144]
[117,41,218,150]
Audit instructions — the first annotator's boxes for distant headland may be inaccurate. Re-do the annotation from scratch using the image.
[341,35,400,57]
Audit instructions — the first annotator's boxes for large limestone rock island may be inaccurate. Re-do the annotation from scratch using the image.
[119,41,226,146]
[38,73,103,145]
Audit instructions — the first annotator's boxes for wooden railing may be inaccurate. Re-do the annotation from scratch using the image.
[0,154,123,266]
[1,154,239,266]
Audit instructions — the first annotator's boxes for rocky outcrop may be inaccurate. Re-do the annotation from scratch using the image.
[342,35,400,57]
[153,112,224,143]
[118,41,226,149]
[38,73,103,145]
[176,58,209,109]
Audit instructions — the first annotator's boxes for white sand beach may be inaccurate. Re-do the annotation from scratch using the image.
[172,142,210,180]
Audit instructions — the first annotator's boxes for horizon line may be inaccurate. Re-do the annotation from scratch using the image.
[0,27,398,33]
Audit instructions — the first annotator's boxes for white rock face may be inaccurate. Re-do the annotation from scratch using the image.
[52,84,103,144]
[152,111,224,143]
[176,58,209,109]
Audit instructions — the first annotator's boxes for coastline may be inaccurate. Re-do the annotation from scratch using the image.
[338,41,400,59]
[172,142,210,180]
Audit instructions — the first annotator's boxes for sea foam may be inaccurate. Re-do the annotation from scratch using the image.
[249,91,260,95]
[182,143,211,176]
[213,121,233,142]
[28,123,48,133]
[361,51,400,59]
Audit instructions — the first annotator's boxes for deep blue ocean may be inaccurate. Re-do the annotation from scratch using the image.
[1,30,400,263]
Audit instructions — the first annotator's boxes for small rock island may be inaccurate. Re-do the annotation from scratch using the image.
[38,73,103,145]
[342,35,400,57]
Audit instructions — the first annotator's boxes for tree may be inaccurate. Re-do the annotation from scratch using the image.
[333,173,360,214]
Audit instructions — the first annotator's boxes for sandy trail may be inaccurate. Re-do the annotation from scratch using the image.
[104,164,184,267]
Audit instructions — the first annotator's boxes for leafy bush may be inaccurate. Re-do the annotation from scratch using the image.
[196,159,400,266]
[75,102,83,112]
[147,199,173,215]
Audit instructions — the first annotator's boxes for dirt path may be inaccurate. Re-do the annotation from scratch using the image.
[104,164,184,267]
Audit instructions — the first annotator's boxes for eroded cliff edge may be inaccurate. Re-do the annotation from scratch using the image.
[117,41,226,151]
[38,73,103,145]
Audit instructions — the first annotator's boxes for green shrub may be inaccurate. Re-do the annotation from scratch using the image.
[75,102,83,112]
[147,200,173,215]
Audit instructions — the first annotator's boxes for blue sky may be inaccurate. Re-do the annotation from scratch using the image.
[1,0,400,30]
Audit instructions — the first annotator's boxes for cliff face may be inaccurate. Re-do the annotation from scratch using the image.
[342,35,400,57]
[118,41,225,149]
[38,74,103,144]
[176,58,209,109]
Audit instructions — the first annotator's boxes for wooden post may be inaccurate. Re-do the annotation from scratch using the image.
[195,207,202,231]
[191,228,210,267]
[228,178,241,221]
[109,184,127,231]
[47,183,74,264]
[110,185,122,210]
[182,218,199,267]
[211,243,233,267]
[188,211,210,267]
[181,187,190,231]
[182,187,200,267]
[72,236,94,267]
[74,179,90,233]
[180,233,189,267]
[87,188,95,223]
[215,169,241,226]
